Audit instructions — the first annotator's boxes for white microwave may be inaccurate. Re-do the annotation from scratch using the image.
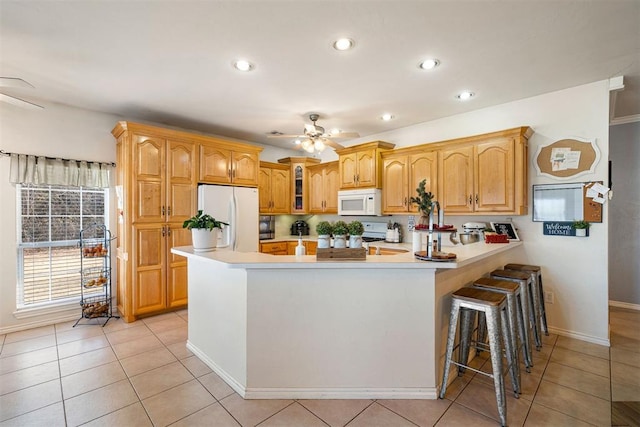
[338,189,383,216]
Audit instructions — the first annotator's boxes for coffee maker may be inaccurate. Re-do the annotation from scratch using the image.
[290,220,309,236]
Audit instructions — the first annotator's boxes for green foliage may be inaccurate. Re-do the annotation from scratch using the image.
[347,220,364,235]
[409,179,434,216]
[316,221,333,236]
[182,210,228,231]
[332,220,349,236]
[572,220,590,229]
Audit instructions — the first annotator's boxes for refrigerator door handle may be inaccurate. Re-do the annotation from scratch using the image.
[230,191,238,251]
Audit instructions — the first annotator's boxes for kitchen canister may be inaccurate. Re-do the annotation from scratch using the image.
[412,231,422,253]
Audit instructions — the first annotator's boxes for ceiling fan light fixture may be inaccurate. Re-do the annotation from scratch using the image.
[419,59,440,70]
[314,139,326,152]
[233,60,254,72]
[333,38,354,51]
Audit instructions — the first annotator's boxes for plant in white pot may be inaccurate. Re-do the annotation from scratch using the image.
[348,220,364,248]
[572,220,590,237]
[316,221,333,249]
[183,210,228,252]
[333,221,349,248]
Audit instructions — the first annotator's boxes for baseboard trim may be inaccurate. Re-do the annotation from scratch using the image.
[0,312,79,335]
[609,300,640,311]
[186,341,438,400]
[547,326,610,347]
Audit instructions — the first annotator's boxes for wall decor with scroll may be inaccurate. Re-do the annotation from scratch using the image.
[534,137,600,180]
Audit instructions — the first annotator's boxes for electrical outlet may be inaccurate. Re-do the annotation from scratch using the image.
[544,291,554,304]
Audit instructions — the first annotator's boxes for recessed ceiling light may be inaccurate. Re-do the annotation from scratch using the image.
[294,139,302,145]
[456,91,475,100]
[333,38,354,51]
[330,128,341,135]
[233,60,254,72]
[419,59,440,70]
[381,113,394,121]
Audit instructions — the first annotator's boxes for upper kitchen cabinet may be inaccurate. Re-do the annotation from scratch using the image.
[381,149,437,214]
[336,141,395,189]
[199,140,261,186]
[259,161,290,214]
[278,157,321,214]
[307,161,339,214]
[437,127,532,215]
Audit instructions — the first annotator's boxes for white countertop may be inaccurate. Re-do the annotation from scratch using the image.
[172,240,522,270]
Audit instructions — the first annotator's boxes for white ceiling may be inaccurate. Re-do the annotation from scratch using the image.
[1,1,639,150]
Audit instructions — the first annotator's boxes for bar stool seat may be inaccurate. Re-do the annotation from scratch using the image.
[504,263,549,336]
[439,287,519,427]
[474,277,531,373]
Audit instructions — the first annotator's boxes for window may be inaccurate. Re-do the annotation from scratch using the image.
[17,184,109,307]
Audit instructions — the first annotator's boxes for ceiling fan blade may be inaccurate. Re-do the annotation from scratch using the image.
[323,139,345,150]
[0,77,35,89]
[267,134,306,138]
[0,93,44,110]
[328,132,360,138]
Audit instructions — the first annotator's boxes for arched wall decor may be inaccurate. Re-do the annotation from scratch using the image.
[534,137,600,180]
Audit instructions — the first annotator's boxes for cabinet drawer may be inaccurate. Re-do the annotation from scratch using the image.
[260,242,289,253]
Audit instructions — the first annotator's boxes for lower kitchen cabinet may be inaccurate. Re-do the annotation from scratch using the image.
[259,241,289,255]
[286,240,317,255]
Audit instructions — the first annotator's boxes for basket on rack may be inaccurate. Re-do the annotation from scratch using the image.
[81,295,110,318]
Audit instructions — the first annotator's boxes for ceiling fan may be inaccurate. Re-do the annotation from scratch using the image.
[269,113,359,153]
[0,77,44,110]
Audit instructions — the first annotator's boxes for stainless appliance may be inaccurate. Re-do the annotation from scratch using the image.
[361,222,388,242]
[290,220,309,236]
[198,185,259,252]
[259,215,275,240]
[462,222,487,240]
[338,188,383,216]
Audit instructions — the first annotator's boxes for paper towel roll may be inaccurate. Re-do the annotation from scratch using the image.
[412,232,422,253]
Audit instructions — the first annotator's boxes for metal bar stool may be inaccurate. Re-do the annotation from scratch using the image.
[439,287,519,427]
[474,277,531,374]
[491,269,542,351]
[504,264,548,336]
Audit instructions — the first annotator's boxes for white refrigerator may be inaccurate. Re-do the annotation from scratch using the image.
[197,185,259,252]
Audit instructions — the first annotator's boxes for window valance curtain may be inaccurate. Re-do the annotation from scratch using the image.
[9,153,111,188]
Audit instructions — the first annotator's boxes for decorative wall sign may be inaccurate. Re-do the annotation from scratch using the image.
[542,221,587,237]
[491,222,520,241]
[534,137,600,180]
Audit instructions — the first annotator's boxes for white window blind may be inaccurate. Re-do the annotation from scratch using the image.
[18,184,108,307]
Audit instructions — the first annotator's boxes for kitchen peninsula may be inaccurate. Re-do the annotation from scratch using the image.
[172,242,524,399]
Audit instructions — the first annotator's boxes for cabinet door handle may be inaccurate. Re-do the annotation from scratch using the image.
[167,227,171,236]
[475,194,479,204]
[232,169,236,178]
[468,195,472,205]
[356,174,360,184]
[167,206,171,216]
[404,197,408,206]
[353,174,356,183]
[161,206,165,216]
[162,226,166,237]
[228,169,232,178]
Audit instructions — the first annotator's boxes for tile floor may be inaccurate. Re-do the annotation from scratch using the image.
[0,307,637,426]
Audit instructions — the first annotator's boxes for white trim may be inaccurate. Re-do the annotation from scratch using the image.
[610,114,640,126]
[187,341,438,399]
[13,300,79,319]
[0,311,78,335]
[609,300,640,311]
[547,326,610,347]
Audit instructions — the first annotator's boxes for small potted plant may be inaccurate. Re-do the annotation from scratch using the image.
[572,220,590,237]
[183,210,228,252]
[348,220,364,248]
[332,220,349,248]
[410,179,435,228]
[316,221,333,249]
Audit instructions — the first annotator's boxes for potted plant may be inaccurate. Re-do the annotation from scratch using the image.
[410,179,435,227]
[333,220,349,248]
[348,220,364,248]
[316,221,333,249]
[572,220,590,237]
[183,210,228,252]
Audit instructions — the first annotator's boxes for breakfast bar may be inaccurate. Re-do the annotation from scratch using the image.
[172,242,524,400]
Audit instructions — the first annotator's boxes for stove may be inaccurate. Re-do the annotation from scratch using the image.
[361,222,388,242]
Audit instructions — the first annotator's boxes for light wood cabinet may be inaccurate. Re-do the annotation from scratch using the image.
[112,121,263,322]
[336,141,395,189]
[286,240,318,255]
[381,150,437,214]
[277,157,321,214]
[437,127,532,215]
[259,241,289,255]
[259,162,290,214]
[199,142,260,186]
[308,161,339,213]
